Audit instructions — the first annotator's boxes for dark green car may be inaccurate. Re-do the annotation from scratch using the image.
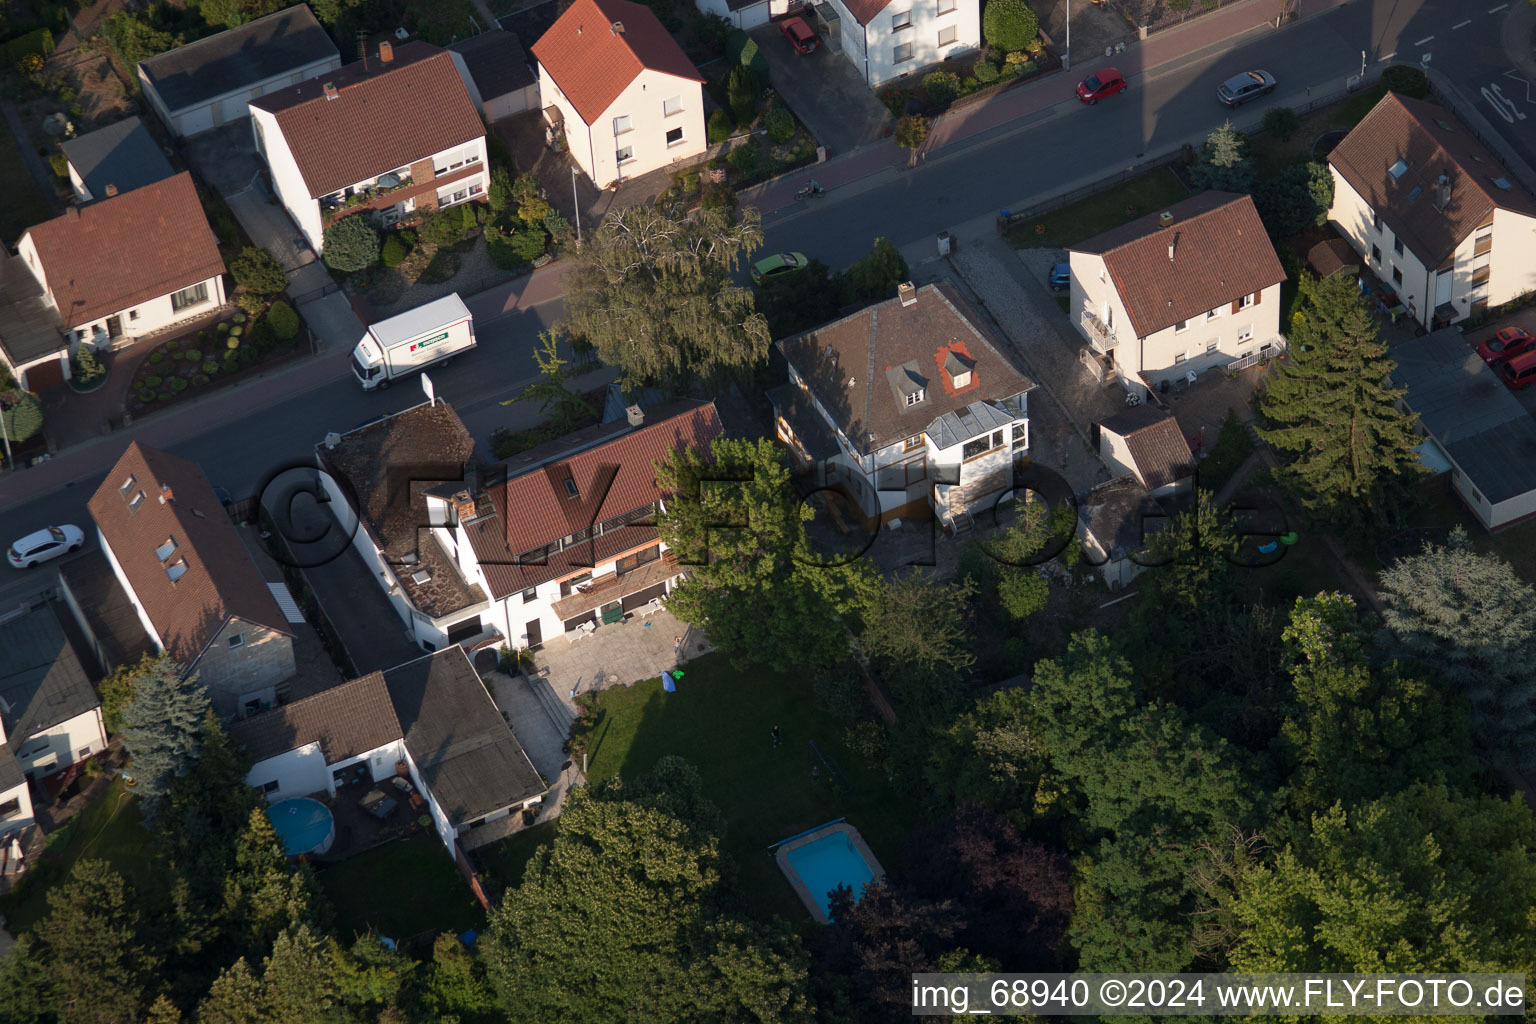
[751,252,808,283]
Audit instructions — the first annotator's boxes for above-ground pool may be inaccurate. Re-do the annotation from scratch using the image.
[267,798,335,856]
[775,821,885,924]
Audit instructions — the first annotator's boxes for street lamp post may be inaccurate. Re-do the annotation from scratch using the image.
[0,396,11,472]
[571,165,582,243]
[1063,0,1071,71]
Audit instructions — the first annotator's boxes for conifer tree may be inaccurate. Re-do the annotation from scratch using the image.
[119,659,209,819]
[1192,120,1252,192]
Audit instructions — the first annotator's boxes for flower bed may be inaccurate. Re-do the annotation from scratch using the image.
[126,306,303,415]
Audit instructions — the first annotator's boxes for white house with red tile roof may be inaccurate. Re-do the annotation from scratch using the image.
[532,0,706,188]
[249,40,487,253]
[790,0,980,86]
[16,171,225,351]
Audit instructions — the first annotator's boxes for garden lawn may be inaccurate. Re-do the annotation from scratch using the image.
[1007,167,1189,249]
[474,820,557,895]
[1249,83,1388,179]
[0,123,52,245]
[317,833,484,941]
[0,779,159,933]
[578,651,906,925]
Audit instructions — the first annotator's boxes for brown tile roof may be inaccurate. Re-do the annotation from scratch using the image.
[250,41,484,199]
[1307,236,1361,278]
[1098,405,1195,491]
[23,172,225,330]
[464,400,722,600]
[777,282,1034,457]
[532,0,704,125]
[1072,191,1285,340]
[87,442,292,667]
[1328,92,1536,267]
[228,671,401,764]
[839,0,895,25]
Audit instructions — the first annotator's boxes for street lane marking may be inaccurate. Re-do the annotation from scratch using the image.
[1414,35,1435,45]
[1483,83,1526,122]
[1381,51,1396,61]
[1502,69,1536,104]
[1489,4,1509,13]
[1453,19,1471,28]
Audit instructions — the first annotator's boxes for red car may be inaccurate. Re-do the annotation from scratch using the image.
[1076,67,1127,104]
[1476,325,1536,365]
[1499,350,1536,390]
[781,17,818,55]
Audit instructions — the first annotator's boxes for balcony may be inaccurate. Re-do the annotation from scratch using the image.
[1081,310,1117,353]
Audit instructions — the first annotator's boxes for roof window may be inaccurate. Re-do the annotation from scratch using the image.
[119,474,137,498]
[165,558,188,582]
[1388,159,1409,182]
[155,536,177,561]
[563,478,579,499]
[128,490,146,514]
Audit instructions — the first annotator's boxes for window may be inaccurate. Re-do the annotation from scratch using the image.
[938,25,957,46]
[905,387,924,405]
[892,9,911,28]
[1206,307,1223,321]
[616,145,634,164]
[1206,339,1219,353]
[170,282,209,312]
[1239,293,1255,309]
[1174,351,1188,363]
[1174,319,1188,333]
[119,474,137,498]
[1371,244,1382,263]
[155,536,177,561]
[1474,223,1493,256]
[665,126,684,146]
[0,798,19,819]
[166,558,188,582]
[938,0,956,12]
[129,490,146,514]
[616,545,661,575]
[559,572,592,597]
[613,114,632,135]
[452,188,468,203]
[1388,158,1409,182]
[1392,267,1404,285]
[521,586,538,602]
[1372,210,1382,231]
[79,747,92,760]
[663,95,683,117]
[961,430,1005,460]
[1236,325,1253,343]
[469,183,484,196]
[261,780,279,794]
[129,309,139,321]
[228,633,244,649]
[894,41,913,62]
[563,478,579,499]
[1393,236,1404,256]
[518,544,553,564]
[904,434,924,452]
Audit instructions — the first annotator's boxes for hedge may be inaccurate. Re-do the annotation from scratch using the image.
[0,28,55,68]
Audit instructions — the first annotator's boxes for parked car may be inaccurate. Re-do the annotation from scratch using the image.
[1498,350,1536,390]
[7,525,84,569]
[780,17,818,55]
[1477,326,1536,365]
[1076,68,1127,105]
[752,252,808,283]
[1216,70,1277,106]
[1049,263,1071,291]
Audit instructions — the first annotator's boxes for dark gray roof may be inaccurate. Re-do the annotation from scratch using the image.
[1078,475,1164,561]
[139,5,339,113]
[0,603,101,753]
[0,751,21,793]
[1391,327,1536,504]
[448,29,535,100]
[58,552,156,673]
[927,400,1017,450]
[59,117,173,200]
[385,647,544,825]
[0,251,64,365]
[229,671,401,764]
[767,383,841,461]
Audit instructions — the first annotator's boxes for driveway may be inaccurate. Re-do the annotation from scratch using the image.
[749,24,891,156]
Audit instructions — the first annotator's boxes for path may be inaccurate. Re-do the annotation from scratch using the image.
[2,99,63,218]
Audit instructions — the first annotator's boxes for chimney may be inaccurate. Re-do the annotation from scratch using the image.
[379,40,393,62]
[1168,231,1180,263]
[610,20,625,33]
[158,485,175,505]
[323,82,338,101]
[104,183,118,197]
[897,281,917,307]
[1433,173,1452,211]
[1159,211,1174,228]
[626,403,644,427]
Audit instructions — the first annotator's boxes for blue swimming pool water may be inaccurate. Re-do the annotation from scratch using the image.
[267,798,334,855]
[784,832,875,918]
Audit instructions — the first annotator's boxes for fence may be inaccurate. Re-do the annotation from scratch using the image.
[289,280,341,306]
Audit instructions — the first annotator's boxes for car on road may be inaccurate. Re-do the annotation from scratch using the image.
[752,252,808,283]
[1216,70,1277,106]
[1477,326,1536,365]
[1049,263,1071,291]
[781,17,818,55]
[7,525,84,569]
[1076,68,1127,105]
[1498,350,1536,391]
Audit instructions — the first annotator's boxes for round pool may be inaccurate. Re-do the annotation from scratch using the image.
[267,798,335,856]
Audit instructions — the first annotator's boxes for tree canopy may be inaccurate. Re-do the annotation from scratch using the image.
[120,659,210,818]
[1192,121,1253,193]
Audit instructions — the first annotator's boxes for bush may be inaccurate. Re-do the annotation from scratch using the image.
[381,234,409,267]
[142,375,163,389]
[699,182,736,210]
[542,209,574,246]
[229,247,286,297]
[149,351,165,364]
[765,107,795,144]
[136,388,156,404]
[235,292,265,317]
[974,60,1000,83]
[190,373,210,386]
[226,336,240,350]
[1262,105,1300,141]
[57,85,75,103]
[486,165,514,213]
[267,300,300,341]
[167,338,183,350]
[418,207,465,247]
[1381,64,1430,98]
[322,215,381,272]
[240,346,259,364]
[72,344,104,386]
[202,359,219,374]
[727,143,758,175]
[727,64,759,125]
[232,312,246,324]
[707,108,734,144]
[249,319,275,351]
[924,70,961,106]
[223,355,239,372]
[47,152,66,178]
[983,0,1038,52]
[168,377,188,392]
[217,322,229,333]
[183,349,201,362]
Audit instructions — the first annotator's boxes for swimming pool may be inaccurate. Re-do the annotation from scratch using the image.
[775,822,885,924]
[267,797,335,856]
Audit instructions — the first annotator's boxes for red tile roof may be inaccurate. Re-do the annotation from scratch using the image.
[250,41,484,199]
[532,0,704,125]
[1098,405,1194,491]
[87,442,291,667]
[1071,191,1285,340]
[840,0,895,26]
[23,172,224,330]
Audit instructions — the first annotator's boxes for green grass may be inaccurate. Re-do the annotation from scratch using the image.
[1194,414,1256,496]
[316,833,484,941]
[0,779,159,933]
[576,651,905,925]
[1007,167,1189,249]
[1250,84,1389,178]
[0,123,52,245]
[474,820,557,895]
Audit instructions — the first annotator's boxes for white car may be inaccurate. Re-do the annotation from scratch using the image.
[7,525,84,568]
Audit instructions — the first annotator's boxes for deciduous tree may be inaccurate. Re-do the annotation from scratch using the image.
[509,330,595,430]
[981,0,1038,51]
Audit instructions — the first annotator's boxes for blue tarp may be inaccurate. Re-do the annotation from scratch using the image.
[662,671,676,692]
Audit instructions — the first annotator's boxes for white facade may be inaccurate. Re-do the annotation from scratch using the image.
[819,0,980,87]
[251,107,489,252]
[1068,251,1284,394]
[1328,169,1536,328]
[7,708,107,779]
[693,0,775,29]
[0,778,34,836]
[245,738,404,804]
[539,66,706,189]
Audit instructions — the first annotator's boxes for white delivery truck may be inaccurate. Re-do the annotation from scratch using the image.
[351,292,476,390]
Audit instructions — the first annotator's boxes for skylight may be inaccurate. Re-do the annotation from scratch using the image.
[1407,185,1423,202]
[563,478,579,499]
[166,558,188,582]
[155,536,177,561]
[1388,159,1409,182]
[128,490,146,514]
[119,474,137,498]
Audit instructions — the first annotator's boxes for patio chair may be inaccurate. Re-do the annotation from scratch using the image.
[638,598,664,619]
[566,621,596,645]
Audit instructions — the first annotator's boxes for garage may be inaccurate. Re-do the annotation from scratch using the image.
[138,6,341,138]
[621,582,667,612]
[22,355,64,392]
[448,31,539,123]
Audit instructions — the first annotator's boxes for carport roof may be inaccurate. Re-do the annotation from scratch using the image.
[448,30,536,101]
[139,5,339,113]
[1390,327,1536,505]
[0,251,64,367]
[531,0,703,125]
[59,117,173,200]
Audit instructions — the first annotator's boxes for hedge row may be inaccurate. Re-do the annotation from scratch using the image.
[0,27,55,68]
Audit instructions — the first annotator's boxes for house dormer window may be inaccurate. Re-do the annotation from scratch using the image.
[166,558,188,582]
[155,536,177,561]
[128,490,146,514]
[905,388,925,406]
[120,474,137,498]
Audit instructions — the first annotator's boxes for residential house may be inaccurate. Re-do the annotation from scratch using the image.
[1077,475,1164,591]
[1068,191,1287,400]
[803,0,980,87]
[1389,326,1536,530]
[0,252,69,392]
[1096,405,1195,499]
[1327,92,1536,329]
[314,396,724,651]
[250,40,487,252]
[58,117,173,204]
[770,281,1036,532]
[448,30,539,121]
[138,4,341,138]
[87,442,299,718]
[231,647,546,858]
[17,172,226,350]
[532,0,706,188]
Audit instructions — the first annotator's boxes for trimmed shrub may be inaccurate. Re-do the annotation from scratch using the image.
[726,29,769,78]
[149,351,165,364]
[322,215,381,272]
[228,247,287,296]
[727,143,758,175]
[542,210,574,246]
[924,70,961,106]
[267,300,300,341]
[0,29,56,71]
[487,165,514,213]
[707,108,733,144]
[1381,64,1430,98]
[226,337,240,350]
[167,338,183,350]
[1263,105,1300,141]
[202,360,219,374]
[727,64,759,125]
[974,60,1000,83]
[418,208,464,247]
[71,344,105,386]
[230,326,243,338]
[217,322,230,333]
[156,390,171,401]
[183,349,201,362]
[136,388,156,404]
[232,312,247,324]
[381,233,408,267]
[168,378,188,392]
[765,107,795,144]
[142,375,163,389]
[249,319,276,351]
[983,0,1038,52]
[190,373,210,386]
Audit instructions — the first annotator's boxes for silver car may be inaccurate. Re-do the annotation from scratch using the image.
[7,525,84,568]
[1217,70,1277,106]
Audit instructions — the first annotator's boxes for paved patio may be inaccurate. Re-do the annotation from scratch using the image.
[527,604,711,712]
